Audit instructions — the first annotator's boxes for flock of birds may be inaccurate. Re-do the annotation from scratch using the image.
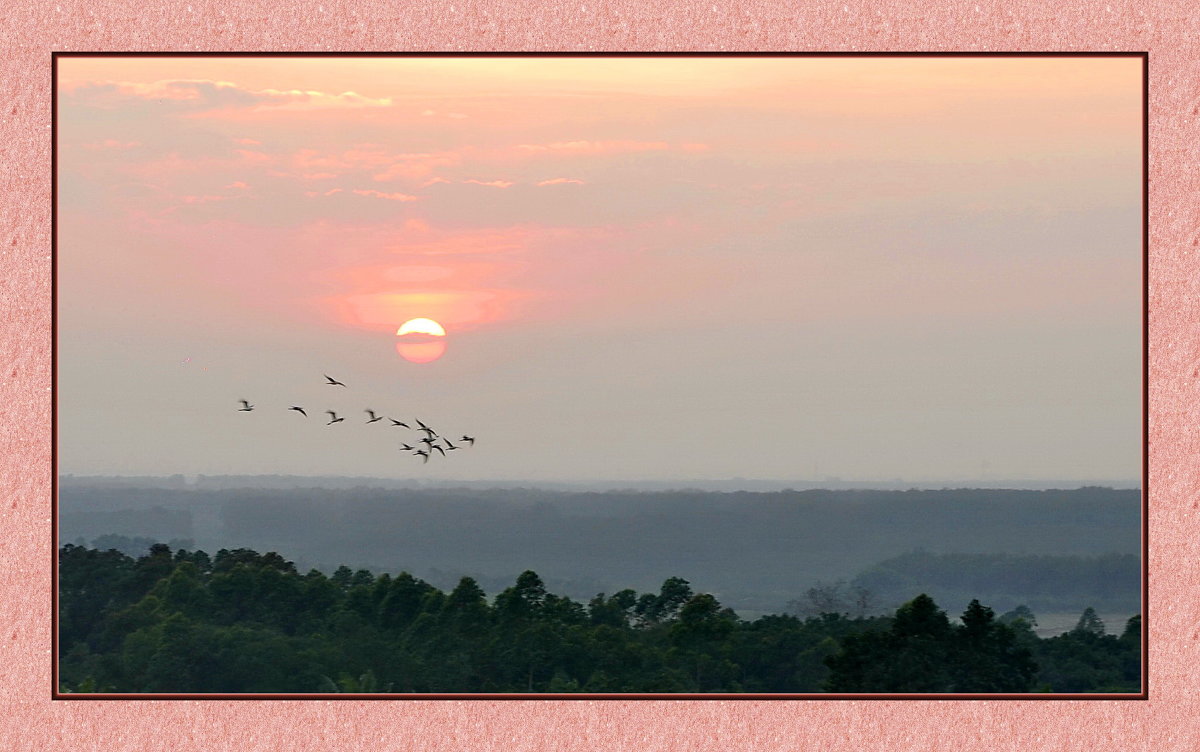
[236,374,476,465]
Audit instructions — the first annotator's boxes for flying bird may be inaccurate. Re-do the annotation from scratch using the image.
[365,409,383,424]
[325,410,344,425]
[400,443,415,451]
[288,406,307,417]
[389,419,410,428]
[324,374,347,387]
[413,450,430,464]
[443,439,458,451]
[237,400,254,412]
[415,419,432,431]
[419,437,437,447]
[418,426,438,438]
[460,435,475,446]
[431,445,446,457]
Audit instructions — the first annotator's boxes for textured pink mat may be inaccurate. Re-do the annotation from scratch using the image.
[3,1,1194,749]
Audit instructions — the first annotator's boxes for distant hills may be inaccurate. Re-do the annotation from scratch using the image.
[58,480,1141,616]
[58,473,1141,492]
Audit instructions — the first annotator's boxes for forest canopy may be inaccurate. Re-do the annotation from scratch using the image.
[59,544,1140,694]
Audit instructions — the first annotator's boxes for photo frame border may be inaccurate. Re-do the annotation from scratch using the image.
[7,3,1188,748]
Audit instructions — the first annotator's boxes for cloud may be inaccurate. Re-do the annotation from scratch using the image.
[515,140,673,156]
[234,149,272,164]
[351,189,421,202]
[462,179,515,189]
[81,139,140,150]
[66,79,393,114]
[419,109,468,119]
[179,194,228,205]
[372,152,464,182]
[535,178,585,186]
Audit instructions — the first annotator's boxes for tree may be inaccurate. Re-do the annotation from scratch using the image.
[950,599,1037,692]
[443,577,490,628]
[850,585,874,618]
[656,577,694,621]
[789,580,849,618]
[588,590,637,628]
[1120,615,1140,645]
[495,570,547,622]
[999,605,1038,629]
[824,594,954,692]
[635,577,693,624]
[378,572,432,631]
[331,565,354,589]
[669,593,738,690]
[493,571,559,690]
[1073,607,1106,635]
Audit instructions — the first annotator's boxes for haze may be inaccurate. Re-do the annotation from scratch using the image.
[56,56,1142,483]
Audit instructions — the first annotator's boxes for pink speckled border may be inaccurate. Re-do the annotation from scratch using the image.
[5,2,1194,749]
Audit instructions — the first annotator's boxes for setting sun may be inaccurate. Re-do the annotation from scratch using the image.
[397,318,446,337]
[396,317,447,363]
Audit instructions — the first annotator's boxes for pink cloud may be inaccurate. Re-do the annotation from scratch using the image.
[253,88,393,111]
[419,109,467,119]
[234,149,272,164]
[372,152,463,182]
[351,189,421,202]
[535,178,585,186]
[283,147,465,184]
[82,139,140,151]
[462,179,515,189]
[81,79,395,113]
[515,140,672,156]
[301,187,420,202]
[224,181,248,190]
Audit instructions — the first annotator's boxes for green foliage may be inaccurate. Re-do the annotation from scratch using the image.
[58,545,1140,694]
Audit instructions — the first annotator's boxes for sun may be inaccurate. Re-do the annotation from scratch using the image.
[397,318,446,337]
[396,318,447,363]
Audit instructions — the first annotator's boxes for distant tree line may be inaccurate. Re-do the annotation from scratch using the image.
[790,551,1140,618]
[58,485,1141,616]
[59,544,1140,694]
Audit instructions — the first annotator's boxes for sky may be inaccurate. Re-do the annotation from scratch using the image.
[56,56,1143,484]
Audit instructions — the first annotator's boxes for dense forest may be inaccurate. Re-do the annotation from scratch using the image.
[59,544,1141,694]
[59,484,1141,615]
